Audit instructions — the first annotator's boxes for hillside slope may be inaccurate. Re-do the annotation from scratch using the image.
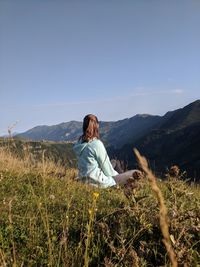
[17,115,161,149]
[17,121,83,141]
[159,100,200,131]
[104,114,161,148]
[0,138,76,168]
[109,100,200,180]
[0,147,199,266]
[16,100,200,180]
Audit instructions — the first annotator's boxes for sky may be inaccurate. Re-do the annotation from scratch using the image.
[0,0,200,134]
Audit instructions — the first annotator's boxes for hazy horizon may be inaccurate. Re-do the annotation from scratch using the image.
[1,98,198,135]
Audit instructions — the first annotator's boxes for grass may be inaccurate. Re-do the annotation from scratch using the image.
[0,142,199,266]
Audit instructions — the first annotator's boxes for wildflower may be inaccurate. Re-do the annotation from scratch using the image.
[93,192,99,200]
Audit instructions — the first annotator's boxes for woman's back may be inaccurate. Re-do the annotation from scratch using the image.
[73,138,118,188]
[73,114,140,188]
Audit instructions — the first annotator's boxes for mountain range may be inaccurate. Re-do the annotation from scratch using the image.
[108,100,200,180]
[17,114,162,148]
[17,100,200,180]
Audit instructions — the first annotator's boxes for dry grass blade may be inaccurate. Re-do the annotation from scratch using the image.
[0,248,7,267]
[134,148,178,267]
[8,199,17,267]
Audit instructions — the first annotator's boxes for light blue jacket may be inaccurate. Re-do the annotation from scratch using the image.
[73,138,118,188]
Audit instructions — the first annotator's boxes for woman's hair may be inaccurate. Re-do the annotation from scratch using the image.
[80,114,99,142]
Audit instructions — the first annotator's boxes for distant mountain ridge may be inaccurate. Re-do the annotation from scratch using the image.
[17,100,200,145]
[108,100,200,180]
[18,121,83,142]
[17,114,162,148]
[158,100,200,130]
[16,100,200,180]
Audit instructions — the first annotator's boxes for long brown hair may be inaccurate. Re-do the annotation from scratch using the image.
[80,114,99,142]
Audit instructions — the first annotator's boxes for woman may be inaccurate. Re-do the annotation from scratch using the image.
[73,114,139,188]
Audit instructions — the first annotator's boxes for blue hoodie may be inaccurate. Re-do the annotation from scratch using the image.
[73,138,118,188]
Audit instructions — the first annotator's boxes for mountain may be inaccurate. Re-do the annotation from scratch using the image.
[103,114,161,148]
[2,132,19,138]
[159,100,200,131]
[16,100,200,180]
[17,116,160,148]
[17,120,118,142]
[17,121,83,141]
[109,100,200,180]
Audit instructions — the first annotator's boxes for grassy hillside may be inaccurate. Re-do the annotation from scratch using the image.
[0,138,76,169]
[0,145,199,266]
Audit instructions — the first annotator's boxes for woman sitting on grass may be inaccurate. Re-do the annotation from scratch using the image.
[73,114,141,188]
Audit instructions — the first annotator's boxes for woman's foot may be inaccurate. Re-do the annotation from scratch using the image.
[132,170,144,180]
[124,170,144,197]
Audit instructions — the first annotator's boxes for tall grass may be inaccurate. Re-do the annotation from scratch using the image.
[134,148,177,267]
[0,142,76,178]
[0,143,199,266]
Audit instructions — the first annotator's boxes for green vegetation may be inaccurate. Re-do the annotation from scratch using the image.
[0,138,76,168]
[109,100,200,181]
[0,144,199,266]
[10,100,200,181]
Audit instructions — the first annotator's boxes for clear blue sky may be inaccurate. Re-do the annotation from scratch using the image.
[0,0,200,134]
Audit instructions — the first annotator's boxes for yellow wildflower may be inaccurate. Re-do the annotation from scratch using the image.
[93,192,100,199]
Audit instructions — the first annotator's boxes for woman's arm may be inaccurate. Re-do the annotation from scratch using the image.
[94,140,118,177]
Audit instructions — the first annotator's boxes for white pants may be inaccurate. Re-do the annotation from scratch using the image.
[113,170,137,185]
